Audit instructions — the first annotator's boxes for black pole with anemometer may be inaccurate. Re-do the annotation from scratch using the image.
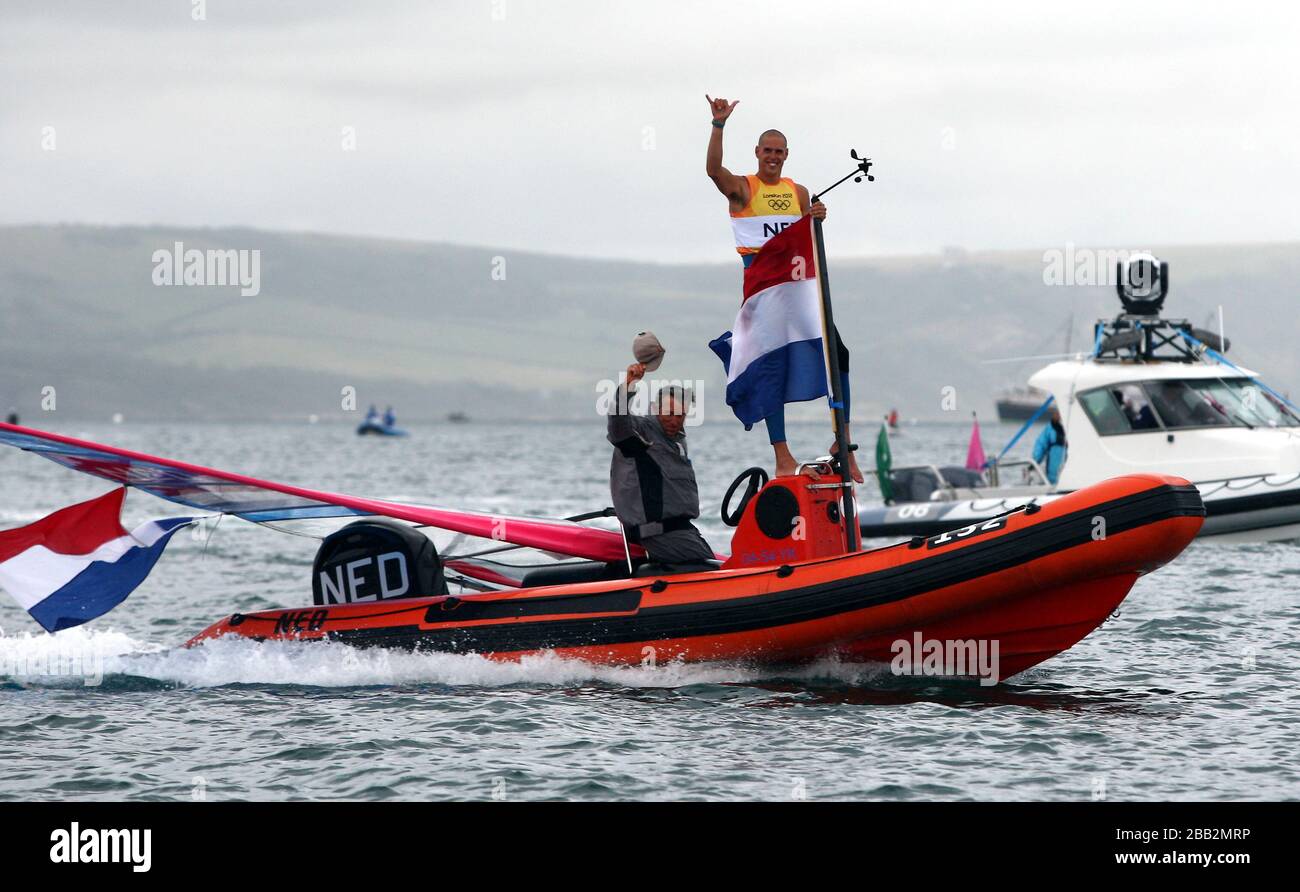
[811,149,875,553]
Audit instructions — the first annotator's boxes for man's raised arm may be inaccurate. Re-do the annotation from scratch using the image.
[705,95,747,205]
[607,363,646,443]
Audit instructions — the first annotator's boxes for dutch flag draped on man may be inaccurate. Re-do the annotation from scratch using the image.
[0,489,195,632]
[709,215,829,427]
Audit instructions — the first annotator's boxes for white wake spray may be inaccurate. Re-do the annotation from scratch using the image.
[0,625,890,690]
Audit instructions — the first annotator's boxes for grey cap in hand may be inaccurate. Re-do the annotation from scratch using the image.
[632,331,666,372]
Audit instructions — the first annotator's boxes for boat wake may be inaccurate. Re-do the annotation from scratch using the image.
[0,626,895,691]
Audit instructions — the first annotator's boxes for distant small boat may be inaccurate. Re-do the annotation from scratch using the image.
[996,312,1074,421]
[995,385,1049,421]
[446,412,470,424]
[356,420,407,437]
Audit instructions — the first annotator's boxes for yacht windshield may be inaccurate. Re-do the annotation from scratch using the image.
[1144,380,1232,428]
[1078,377,1300,434]
[1114,383,1160,430]
[1188,379,1300,427]
[1078,388,1132,434]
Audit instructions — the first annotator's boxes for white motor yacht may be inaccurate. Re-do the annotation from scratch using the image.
[860,255,1300,543]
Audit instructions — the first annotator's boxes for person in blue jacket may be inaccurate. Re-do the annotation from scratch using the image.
[1033,406,1068,485]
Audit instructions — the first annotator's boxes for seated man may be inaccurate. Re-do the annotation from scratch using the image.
[606,362,714,568]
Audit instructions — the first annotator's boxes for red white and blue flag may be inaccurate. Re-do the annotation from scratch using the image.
[709,215,829,428]
[0,489,194,632]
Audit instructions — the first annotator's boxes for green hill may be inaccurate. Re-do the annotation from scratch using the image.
[3,224,1297,422]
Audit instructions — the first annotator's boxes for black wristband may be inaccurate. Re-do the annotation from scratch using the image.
[711,119,725,129]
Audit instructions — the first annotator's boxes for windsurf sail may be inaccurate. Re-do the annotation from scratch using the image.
[0,421,640,564]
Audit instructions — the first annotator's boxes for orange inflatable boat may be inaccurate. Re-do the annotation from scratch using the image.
[0,420,1203,681]
[189,473,1203,681]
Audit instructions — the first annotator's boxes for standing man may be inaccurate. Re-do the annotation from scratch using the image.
[704,95,862,482]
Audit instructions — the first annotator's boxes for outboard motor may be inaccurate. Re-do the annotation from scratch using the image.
[311,519,447,605]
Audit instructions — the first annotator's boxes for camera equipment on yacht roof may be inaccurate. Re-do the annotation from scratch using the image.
[1095,257,1228,361]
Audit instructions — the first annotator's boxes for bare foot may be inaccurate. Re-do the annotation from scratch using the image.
[830,441,865,484]
[773,442,799,477]
[846,449,865,484]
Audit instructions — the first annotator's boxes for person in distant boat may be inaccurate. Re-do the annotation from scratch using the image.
[4,408,16,426]
[1033,406,1068,485]
[383,406,396,427]
[1117,385,1158,430]
[606,344,715,569]
[704,94,862,483]
[365,404,379,424]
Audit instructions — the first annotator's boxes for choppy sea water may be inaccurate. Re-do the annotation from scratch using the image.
[1,420,1296,801]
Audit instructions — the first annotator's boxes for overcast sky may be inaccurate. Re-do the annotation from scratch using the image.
[2,1,1297,261]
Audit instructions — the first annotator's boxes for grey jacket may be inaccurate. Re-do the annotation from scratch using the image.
[606,385,701,536]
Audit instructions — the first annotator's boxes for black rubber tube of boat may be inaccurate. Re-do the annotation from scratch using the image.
[811,209,859,553]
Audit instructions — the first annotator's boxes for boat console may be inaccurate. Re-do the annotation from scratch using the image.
[721,464,854,568]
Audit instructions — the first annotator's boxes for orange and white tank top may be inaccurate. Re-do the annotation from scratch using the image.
[729,175,803,257]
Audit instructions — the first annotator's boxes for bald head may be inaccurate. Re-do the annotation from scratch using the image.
[754,129,789,180]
